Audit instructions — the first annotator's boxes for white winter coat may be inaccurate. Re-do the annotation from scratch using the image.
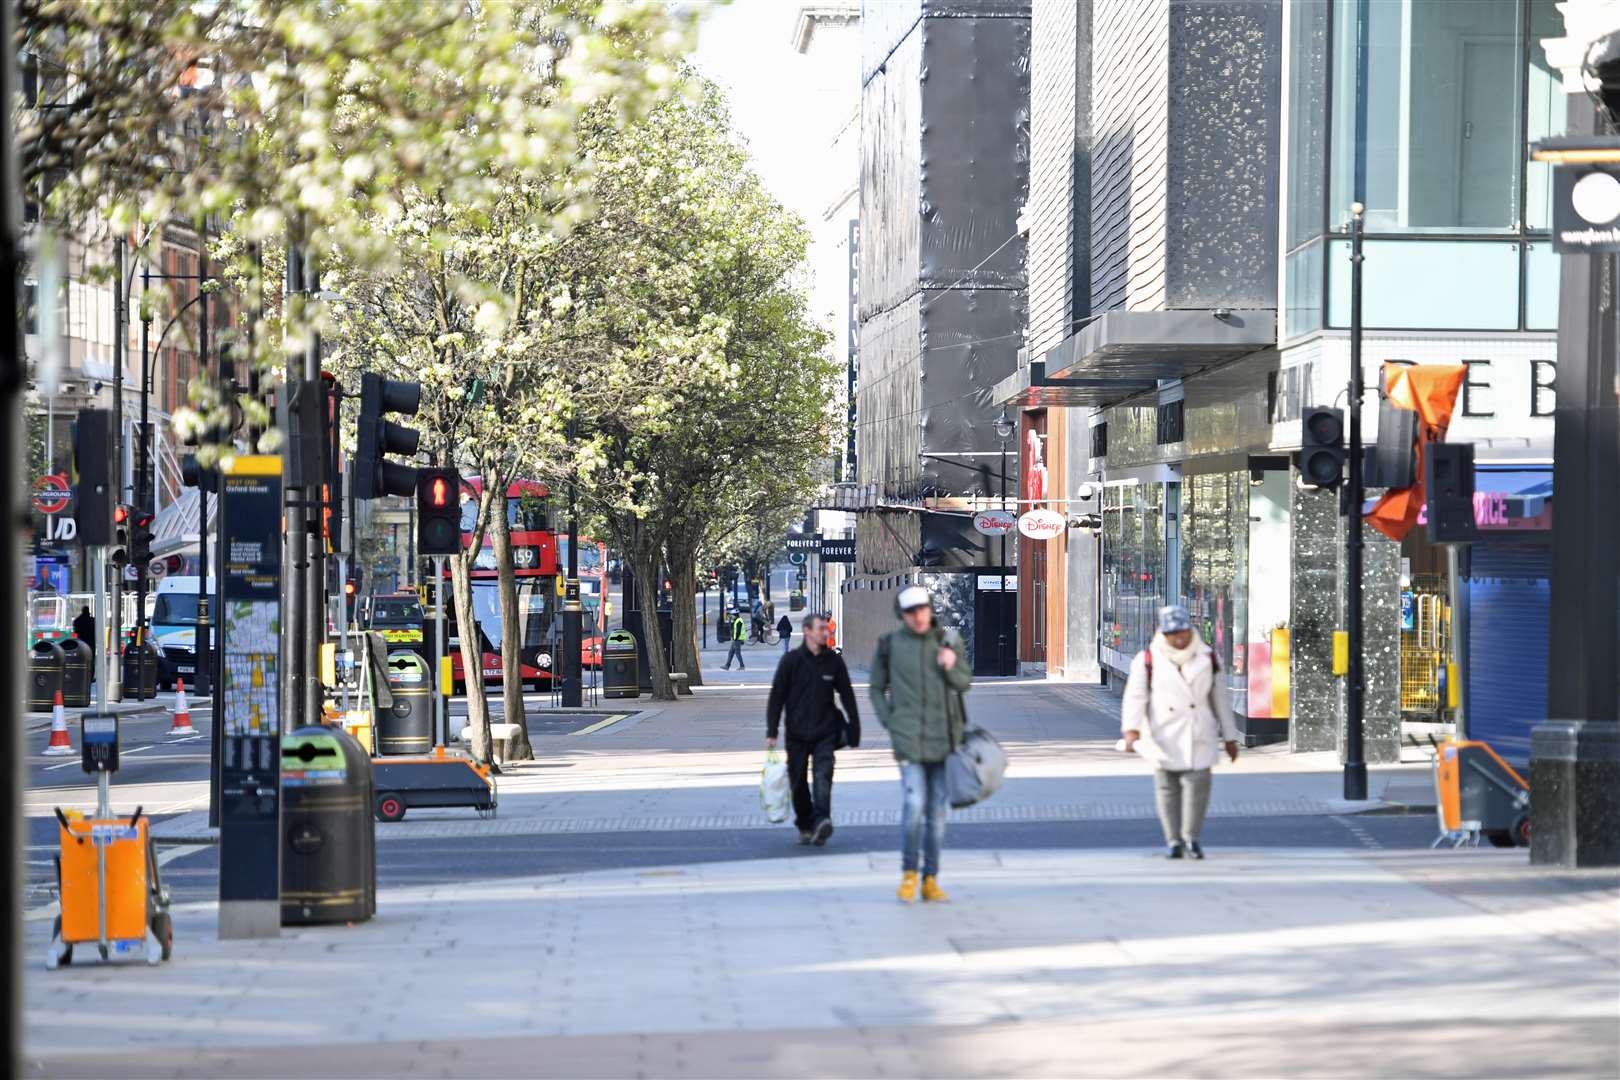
[1121,632,1239,771]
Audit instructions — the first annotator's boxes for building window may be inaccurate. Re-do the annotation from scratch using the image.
[1284,240,1324,340]
[1090,421,1108,459]
[1329,0,1524,234]
[1327,238,1521,330]
[1525,0,1567,230]
[1285,0,1331,251]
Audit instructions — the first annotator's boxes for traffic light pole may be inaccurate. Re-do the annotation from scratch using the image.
[303,262,325,727]
[283,241,307,732]
[1343,202,1368,801]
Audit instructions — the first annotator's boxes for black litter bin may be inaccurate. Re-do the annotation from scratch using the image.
[59,637,92,708]
[376,651,435,755]
[29,640,65,711]
[603,630,640,699]
[121,639,160,700]
[281,725,376,925]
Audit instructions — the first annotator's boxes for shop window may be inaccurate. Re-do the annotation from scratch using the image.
[1100,482,1166,662]
[1327,239,1520,330]
[1180,471,1247,680]
[1090,422,1107,459]
[1328,0,1523,233]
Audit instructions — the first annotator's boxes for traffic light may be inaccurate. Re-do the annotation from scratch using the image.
[180,453,218,492]
[130,510,155,570]
[111,504,132,566]
[415,467,461,555]
[354,372,422,499]
[1426,443,1476,543]
[1298,406,1346,490]
[72,408,114,546]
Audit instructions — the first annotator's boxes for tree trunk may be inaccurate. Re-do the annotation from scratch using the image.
[489,479,534,760]
[450,547,494,766]
[665,541,702,687]
[630,525,674,701]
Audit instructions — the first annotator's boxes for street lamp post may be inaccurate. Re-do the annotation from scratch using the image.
[994,408,1015,678]
[1344,202,1368,802]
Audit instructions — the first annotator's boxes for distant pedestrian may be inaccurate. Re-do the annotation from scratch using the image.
[777,613,793,654]
[72,604,95,662]
[722,611,747,671]
[1121,605,1240,860]
[870,586,972,903]
[766,614,860,846]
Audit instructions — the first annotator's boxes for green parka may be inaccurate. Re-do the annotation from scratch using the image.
[869,624,973,764]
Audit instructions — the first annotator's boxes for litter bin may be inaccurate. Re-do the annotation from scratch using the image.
[281,725,376,926]
[375,651,435,755]
[603,629,640,700]
[29,640,64,711]
[121,639,160,700]
[59,637,92,708]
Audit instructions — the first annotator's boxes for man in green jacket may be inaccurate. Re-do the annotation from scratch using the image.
[870,585,972,903]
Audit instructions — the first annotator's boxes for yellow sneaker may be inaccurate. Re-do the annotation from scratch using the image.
[921,876,949,903]
[897,870,919,903]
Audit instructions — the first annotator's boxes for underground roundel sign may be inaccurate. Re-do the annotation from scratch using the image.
[31,474,71,515]
[1017,508,1066,540]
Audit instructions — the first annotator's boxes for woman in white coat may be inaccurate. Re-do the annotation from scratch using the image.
[1121,605,1240,859]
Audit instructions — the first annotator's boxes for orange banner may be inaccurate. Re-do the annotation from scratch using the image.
[1365,364,1467,542]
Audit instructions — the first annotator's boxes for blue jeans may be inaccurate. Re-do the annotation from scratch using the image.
[899,761,948,877]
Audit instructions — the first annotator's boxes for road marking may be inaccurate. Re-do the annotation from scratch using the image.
[570,714,629,736]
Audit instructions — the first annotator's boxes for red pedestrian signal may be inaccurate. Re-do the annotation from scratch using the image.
[415,467,461,556]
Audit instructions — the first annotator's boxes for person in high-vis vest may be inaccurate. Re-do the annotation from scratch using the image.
[723,611,748,671]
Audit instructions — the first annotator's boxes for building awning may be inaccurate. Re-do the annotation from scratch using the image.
[993,308,1276,409]
[151,488,216,557]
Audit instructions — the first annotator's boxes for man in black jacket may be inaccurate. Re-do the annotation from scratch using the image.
[766,613,860,846]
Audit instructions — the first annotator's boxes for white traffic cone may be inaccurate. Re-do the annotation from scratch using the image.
[43,690,74,755]
[168,678,194,736]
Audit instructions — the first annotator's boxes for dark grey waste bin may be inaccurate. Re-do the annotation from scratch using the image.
[603,630,639,699]
[58,637,92,708]
[281,725,376,925]
[376,651,434,755]
[121,639,160,700]
[29,640,64,711]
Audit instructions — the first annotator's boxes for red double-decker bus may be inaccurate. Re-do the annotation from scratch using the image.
[437,478,607,691]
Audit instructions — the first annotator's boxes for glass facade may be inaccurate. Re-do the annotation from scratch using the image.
[1181,472,1248,685]
[1100,482,1166,660]
[1283,0,1562,339]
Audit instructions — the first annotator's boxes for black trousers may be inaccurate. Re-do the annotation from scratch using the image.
[786,731,838,831]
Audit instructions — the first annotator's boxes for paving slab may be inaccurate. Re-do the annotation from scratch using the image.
[22,848,1617,1078]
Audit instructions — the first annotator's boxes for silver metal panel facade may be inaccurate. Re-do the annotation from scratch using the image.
[1165,1,1282,309]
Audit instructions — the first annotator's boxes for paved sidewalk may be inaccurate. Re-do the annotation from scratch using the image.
[23,849,1618,1077]
[142,666,1438,844]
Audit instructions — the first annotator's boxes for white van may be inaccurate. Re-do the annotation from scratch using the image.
[151,576,217,689]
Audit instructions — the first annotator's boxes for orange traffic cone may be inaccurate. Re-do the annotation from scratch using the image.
[43,690,73,756]
[168,678,194,736]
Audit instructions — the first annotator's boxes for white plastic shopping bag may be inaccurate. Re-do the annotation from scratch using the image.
[760,750,791,823]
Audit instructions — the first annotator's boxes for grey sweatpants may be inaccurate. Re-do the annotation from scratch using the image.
[1153,767,1212,845]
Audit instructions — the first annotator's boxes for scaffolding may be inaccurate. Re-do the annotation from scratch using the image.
[1400,574,1450,718]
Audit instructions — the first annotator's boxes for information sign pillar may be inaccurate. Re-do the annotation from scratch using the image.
[217,455,283,939]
